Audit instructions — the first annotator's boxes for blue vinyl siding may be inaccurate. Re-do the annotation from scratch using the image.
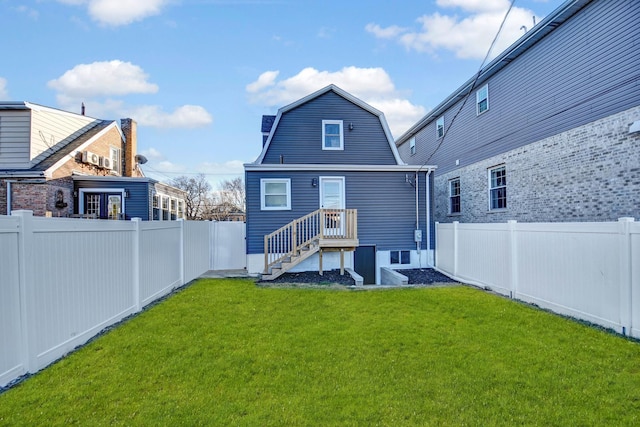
[263,91,397,165]
[246,170,428,254]
[74,179,151,220]
[401,0,640,176]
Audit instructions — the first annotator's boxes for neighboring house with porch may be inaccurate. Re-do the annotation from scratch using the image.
[396,0,640,224]
[0,102,185,220]
[244,85,436,284]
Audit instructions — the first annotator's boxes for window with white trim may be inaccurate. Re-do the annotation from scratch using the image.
[261,178,291,210]
[322,120,343,150]
[489,165,507,210]
[476,84,489,115]
[162,196,170,220]
[390,250,410,265]
[409,137,416,155]
[110,147,121,174]
[436,116,445,138]
[449,178,461,214]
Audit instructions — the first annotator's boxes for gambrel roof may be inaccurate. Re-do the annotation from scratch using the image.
[252,84,404,165]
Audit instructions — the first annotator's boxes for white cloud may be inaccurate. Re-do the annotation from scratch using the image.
[140,147,164,161]
[0,78,8,99]
[48,61,212,129]
[246,70,279,93]
[14,5,40,20]
[48,60,158,98]
[364,23,407,39]
[56,0,170,26]
[124,104,213,128]
[367,2,541,60]
[246,66,425,137]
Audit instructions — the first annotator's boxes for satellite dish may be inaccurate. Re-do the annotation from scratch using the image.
[135,154,148,164]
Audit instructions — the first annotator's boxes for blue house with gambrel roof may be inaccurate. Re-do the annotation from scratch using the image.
[244,85,436,284]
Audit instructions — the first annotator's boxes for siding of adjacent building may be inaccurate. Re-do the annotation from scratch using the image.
[0,110,31,169]
[262,91,397,165]
[400,0,640,177]
[29,107,99,166]
[73,178,152,220]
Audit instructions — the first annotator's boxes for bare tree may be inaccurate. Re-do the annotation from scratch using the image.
[219,177,246,213]
[208,177,245,221]
[170,174,212,220]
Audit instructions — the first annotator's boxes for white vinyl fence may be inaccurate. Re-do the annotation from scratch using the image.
[210,221,246,270]
[436,218,640,338]
[0,211,212,388]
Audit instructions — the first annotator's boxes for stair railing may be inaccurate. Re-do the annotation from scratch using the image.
[264,209,357,273]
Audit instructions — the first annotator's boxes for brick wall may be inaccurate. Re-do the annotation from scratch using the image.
[434,105,640,223]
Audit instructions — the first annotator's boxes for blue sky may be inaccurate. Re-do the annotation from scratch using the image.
[0,0,561,189]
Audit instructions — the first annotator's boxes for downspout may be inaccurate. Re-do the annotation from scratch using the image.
[415,172,419,253]
[6,180,12,214]
[426,170,432,265]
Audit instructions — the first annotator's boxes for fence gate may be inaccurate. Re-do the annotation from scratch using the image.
[210,221,246,270]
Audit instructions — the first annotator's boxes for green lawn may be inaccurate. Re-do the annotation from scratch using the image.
[1,279,640,426]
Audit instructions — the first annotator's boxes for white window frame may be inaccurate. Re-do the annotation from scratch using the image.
[476,84,489,115]
[449,178,461,214]
[436,116,445,138]
[488,165,507,210]
[409,137,416,156]
[261,178,291,210]
[322,120,344,150]
[110,146,121,174]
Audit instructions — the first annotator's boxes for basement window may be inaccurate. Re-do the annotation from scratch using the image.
[390,250,410,265]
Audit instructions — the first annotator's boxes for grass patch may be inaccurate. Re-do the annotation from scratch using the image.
[1,279,640,425]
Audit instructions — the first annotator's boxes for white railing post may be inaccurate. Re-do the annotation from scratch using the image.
[508,220,518,299]
[132,218,141,312]
[619,217,634,335]
[453,221,459,277]
[178,218,185,287]
[12,210,37,373]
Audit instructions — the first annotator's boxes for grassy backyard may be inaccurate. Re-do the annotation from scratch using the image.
[1,279,640,426]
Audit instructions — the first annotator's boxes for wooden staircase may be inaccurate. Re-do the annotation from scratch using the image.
[263,209,358,280]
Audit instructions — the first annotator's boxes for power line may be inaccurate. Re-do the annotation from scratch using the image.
[418,0,517,172]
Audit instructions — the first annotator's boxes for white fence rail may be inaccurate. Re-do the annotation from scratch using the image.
[436,218,640,338]
[0,211,212,388]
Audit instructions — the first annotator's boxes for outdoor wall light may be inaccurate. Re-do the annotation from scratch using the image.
[124,190,130,198]
[312,178,318,187]
[349,122,354,131]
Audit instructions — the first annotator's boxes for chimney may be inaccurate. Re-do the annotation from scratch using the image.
[121,118,137,177]
[81,102,85,116]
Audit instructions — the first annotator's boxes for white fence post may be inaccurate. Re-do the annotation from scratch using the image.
[453,221,459,278]
[434,222,439,269]
[12,210,37,373]
[178,218,185,287]
[508,220,518,299]
[619,217,634,336]
[132,218,141,312]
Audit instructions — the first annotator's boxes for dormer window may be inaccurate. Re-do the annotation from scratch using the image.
[322,120,343,150]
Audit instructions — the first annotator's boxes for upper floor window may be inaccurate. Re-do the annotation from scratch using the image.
[110,147,121,174]
[261,178,291,210]
[489,165,507,210]
[449,178,461,214]
[409,137,416,155]
[476,84,489,115]
[436,116,445,138]
[322,120,343,150]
